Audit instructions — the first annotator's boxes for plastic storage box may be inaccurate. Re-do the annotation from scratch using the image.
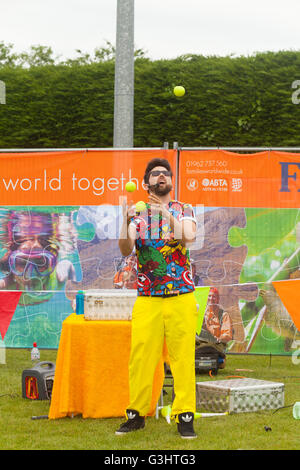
[196,378,284,413]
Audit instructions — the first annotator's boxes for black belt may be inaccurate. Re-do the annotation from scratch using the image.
[161,293,181,298]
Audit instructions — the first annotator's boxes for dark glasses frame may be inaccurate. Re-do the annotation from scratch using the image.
[150,170,171,177]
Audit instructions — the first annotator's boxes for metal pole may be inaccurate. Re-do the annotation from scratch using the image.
[113,0,134,148]
[173,142,179,200]
[0,81,5,104]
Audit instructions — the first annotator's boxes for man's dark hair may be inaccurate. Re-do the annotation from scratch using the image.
[143,158,173,185]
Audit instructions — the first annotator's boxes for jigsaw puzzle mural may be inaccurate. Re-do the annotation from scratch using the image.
[0,148,300,354]
[180,149,300,355]
[0,149,176,348]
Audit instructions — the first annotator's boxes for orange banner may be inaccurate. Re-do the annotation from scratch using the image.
[0,149,176,205]
[179,149,300,208]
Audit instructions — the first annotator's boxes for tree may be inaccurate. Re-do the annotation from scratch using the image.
[0,42,18,67]
[18,45,56,67]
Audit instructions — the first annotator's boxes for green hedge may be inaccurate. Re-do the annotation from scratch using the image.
[0,48,300,148]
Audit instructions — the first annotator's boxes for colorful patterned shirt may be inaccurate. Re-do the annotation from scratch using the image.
[130,200,196,296]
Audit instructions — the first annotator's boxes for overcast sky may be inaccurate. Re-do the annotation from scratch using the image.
[1,0,300,60]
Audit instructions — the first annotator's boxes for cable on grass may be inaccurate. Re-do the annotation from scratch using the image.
[271,404,295,415]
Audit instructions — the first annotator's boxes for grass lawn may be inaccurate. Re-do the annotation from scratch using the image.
[0,349,299,450]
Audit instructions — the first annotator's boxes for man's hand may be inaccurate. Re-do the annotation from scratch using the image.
[147,192,170,221]
[119,197,136,256]
[122,198,136,225]
[148,192,196,246]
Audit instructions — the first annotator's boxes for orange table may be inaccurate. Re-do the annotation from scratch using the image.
[48,313,164,419]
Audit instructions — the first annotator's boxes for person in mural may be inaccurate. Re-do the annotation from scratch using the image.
[197,287,233,368]
[190,259,204,286]
[0,210,77,305]
[113,254,138,289]
[116,158,198,439]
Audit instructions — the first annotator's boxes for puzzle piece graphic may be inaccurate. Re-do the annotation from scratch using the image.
[227,207,300,352]
[228,208,300,256]
[259,286,300,349]
[66,238,121,303]
[66,206,124,302]
[4,290,73,347]
[76,205,122,240]
[192,207,259,345]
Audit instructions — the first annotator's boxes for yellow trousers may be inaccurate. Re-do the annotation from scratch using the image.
[128,292,198,417]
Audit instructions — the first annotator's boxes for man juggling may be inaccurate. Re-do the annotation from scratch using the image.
[116,158,198,439]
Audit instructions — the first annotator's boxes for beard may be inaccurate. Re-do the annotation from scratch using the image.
[149,182,173,196]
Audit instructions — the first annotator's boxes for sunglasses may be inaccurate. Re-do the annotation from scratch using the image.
[150,170,171,177]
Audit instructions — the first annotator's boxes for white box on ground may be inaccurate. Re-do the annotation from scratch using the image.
[196,378,284,413]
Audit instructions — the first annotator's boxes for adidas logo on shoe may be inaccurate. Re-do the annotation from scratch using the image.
[177,412,197,439]
[115,409,145,435]
[181,414,193,423]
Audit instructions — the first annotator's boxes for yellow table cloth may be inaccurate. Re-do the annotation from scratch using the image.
[49,314,164,419]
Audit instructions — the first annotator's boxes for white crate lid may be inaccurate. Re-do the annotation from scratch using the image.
[196,378,284,391]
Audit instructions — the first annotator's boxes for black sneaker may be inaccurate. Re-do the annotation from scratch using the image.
[177,412,197,439]
[115,409,145,435]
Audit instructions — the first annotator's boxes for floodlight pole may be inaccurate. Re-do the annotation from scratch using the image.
[113,0,134,148]
[0,81,5,104]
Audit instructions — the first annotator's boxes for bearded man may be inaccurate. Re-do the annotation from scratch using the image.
[116,158,198,439]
